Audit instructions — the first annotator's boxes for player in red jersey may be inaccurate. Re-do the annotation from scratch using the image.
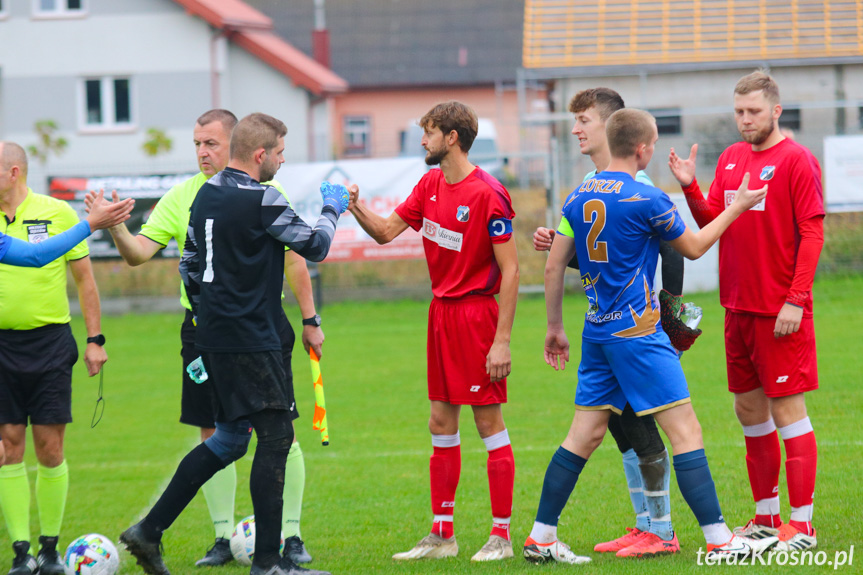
[348,101,518,562]
[669,70,824,553]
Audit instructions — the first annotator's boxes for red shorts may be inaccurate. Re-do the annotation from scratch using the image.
[427,295,506,405]
[724,310,818,398]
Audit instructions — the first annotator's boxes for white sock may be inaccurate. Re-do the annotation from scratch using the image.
[528,521,557,545]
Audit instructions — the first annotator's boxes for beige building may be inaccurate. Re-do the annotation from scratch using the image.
[520,0,863,189]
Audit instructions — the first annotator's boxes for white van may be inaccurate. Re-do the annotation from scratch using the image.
[400,118,505,178]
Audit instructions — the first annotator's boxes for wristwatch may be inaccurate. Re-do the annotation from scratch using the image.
[302,314,322,327]
[87,334,106,346]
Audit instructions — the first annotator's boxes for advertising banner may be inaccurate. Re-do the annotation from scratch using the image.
[49,156,429,262]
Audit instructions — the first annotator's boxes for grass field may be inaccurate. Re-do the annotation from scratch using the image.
[1,275,861,574]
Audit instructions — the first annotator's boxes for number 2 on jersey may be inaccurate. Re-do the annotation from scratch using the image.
[583,199,608,262]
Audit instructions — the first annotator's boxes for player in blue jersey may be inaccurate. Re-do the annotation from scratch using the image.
[523,108,777,564]
[533,88,695,557]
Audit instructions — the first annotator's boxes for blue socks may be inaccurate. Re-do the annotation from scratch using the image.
[639,450,674,540]
[535,447,587,526]
[673,449,723,526]
[621,449,650,532]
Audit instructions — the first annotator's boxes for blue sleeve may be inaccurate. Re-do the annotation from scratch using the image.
[648,193,687,242]
[0,221,91,267]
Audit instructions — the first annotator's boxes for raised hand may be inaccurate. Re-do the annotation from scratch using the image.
[320,181,350,214]
[668,143,698,186]
[732,173,768,212]
[85,189,135,231]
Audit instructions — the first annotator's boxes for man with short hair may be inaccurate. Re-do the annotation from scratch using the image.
[91,110,319,566]
[525,108,776,564]
[533,88,692,557]
[348,101,519,562]
[669,70,823,552]
[0,143,121,575]
[120,112,347,575]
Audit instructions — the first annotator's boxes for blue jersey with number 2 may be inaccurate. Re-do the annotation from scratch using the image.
[559,171,686,343]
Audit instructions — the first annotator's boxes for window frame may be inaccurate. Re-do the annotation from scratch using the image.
[77,76,136,134]
[648,108,683,136]
[778,106,802,132]
[32,0,87,19]
[342,115,372,157]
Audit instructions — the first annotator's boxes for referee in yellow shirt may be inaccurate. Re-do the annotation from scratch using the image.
[0,142,110,575]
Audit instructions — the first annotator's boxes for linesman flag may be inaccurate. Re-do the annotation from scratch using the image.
[310,348,329,445]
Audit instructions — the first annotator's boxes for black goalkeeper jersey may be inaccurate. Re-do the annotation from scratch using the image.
[180,167,339,353]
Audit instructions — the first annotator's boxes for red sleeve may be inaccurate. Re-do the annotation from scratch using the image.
[786,216,824,308]
[789,144,825,224]
[394,179,426,232]
[681,177,720,229]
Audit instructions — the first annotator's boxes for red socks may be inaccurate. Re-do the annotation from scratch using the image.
[430,438,461,539]
[487,444,514,540]
[429,429,515,541]
[780,418,817,536]
[743,421,782,528]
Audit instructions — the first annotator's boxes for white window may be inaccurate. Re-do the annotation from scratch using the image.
[343,116,371,157]
[79,77,134,132]
[33,0,86,17]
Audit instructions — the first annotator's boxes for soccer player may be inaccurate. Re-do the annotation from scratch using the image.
[89,110,320,566]
[525,108,776,564]
[0,143,118,575]
[347,101,519,562]
[532,88,697,557]
[120,113,346,575]
[668,70,823,552]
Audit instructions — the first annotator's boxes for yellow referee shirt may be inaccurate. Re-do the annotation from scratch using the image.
[0,189,89,330]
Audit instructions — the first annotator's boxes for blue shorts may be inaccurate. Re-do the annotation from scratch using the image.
[576,332,691,416]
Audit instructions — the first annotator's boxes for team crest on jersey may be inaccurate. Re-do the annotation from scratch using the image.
[456,205,470,222]
[760,166,776,181]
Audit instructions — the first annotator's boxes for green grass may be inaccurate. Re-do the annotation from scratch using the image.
[2,275,861,574]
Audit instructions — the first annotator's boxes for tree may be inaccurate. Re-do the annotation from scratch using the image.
[142,128,173,157]
[27,120,68,165]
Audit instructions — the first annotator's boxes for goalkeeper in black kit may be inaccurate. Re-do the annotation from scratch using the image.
[120,113,351,575]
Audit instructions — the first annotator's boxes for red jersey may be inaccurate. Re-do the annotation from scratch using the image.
[708,139,824,317]
[395,167,515,299]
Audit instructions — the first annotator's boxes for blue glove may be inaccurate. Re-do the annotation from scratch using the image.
[320,182,349,214]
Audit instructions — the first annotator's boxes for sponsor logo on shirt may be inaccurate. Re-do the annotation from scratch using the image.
[430,194,437,202]
[422,218,463,252]
[726,163,736,170]
[725,189,766,212]
[760,165,776,181]
[456,205,470,222]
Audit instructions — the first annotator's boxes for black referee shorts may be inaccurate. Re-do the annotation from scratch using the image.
[181,309,297,427]
[0,323,78,426]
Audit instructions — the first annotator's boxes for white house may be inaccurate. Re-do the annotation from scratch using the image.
[0,0,348,193]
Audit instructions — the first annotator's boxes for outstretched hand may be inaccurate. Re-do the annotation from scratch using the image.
[533,227,554,252]
[668,144,698,186]
[320,182,350,214]
[732,173,768,212]
[85,189,135,231]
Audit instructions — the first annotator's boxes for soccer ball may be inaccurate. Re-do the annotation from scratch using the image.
[229,516,285,566]
[63,534,120,575]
